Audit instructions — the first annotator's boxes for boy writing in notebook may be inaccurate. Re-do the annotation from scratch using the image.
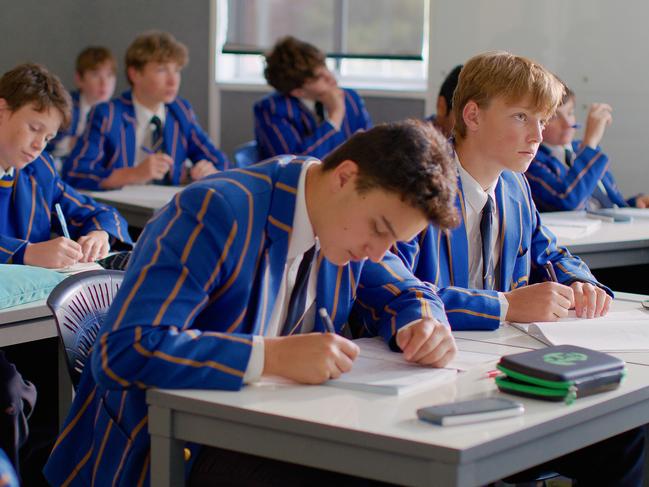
[396,50,644,486]
[526,84,649,211]
[0,63,131,268]
[45,120,460,486]
[47,46,117,160]
[254,36,371,161]
[63,31,228,190]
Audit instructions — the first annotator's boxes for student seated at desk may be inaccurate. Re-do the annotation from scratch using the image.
[254,36,371,160]
[0,63,132,268]
[396,51,644,486]
[45,120,460,487]
[426,64,462,138]
[47,46,117,161]
[63,31,228,190]
[526,84,649,211]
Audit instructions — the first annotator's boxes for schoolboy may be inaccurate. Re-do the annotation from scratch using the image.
[395,50,644,485]
[63,31,228,190]
[254,36,371,161]
[47,46,117,159]
[0,63,131,267]
[526,85,649,210]
[45,120,460,486]
[0,62,131,485]
[427,64,462,138]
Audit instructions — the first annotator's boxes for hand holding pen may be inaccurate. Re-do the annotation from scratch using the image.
[138,145,173,183]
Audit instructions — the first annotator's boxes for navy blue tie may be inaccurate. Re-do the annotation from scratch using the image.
[480,196,495,290]
[280,245,316,336]
[314,101,325,123]
[150,115,163,152]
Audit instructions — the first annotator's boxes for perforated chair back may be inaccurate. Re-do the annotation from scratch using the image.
[46,270,124,388]
[233,140,259,167]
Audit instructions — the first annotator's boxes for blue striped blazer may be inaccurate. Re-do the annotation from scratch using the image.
[395,170,606,331]
[44,156,447,486]
[526,142,634,211]
[62,90,229,190]
[0,152,131,263]
[254,88,371,160]
[46,90,82,155]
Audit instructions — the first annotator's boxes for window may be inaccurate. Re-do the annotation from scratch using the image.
[215,0,428,91]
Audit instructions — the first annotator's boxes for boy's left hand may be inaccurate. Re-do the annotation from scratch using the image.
[77,231,110,262]
[190,160,219,181]
[396,319,457,367]
[570,281,612,318]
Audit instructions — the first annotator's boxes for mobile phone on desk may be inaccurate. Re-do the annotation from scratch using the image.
[417,398,524,426]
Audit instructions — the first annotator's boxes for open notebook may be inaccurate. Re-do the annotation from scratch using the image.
[511,309,649,352]
[324,337,498,395]
[541,215,602,240]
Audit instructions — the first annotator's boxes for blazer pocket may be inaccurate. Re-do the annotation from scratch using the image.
[91,399,132,486]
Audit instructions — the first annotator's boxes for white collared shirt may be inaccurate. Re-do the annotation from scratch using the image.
[456,158,509,321]
[132,95,166,165]
[244,159,321,382]
[299,97,340,131]
[0,166,15,179]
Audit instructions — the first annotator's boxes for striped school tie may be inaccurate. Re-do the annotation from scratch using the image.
[480,196,495,290]
[280,245,316,336]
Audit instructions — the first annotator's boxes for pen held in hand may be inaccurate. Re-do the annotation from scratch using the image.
[318,307,336,334]
[54,203,70,239]
[544,262,558,283]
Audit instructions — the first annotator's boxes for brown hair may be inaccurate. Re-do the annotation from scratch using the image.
[323,119,459,228]
[452,51,564,140]
[125,31,188,84]
[264,36,326,94]
[76,46,117,76]
[0,63,71,129]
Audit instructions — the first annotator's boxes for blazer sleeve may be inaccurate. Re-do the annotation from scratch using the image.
[254,98,350,159]
[51,176,132,246]
[394,232,502,331]
[62,104,113,190]
[91,185,253,392]
[180,100,229,170]
[352,251,449,344]
[526,145,610,211]
[0,236,28,264]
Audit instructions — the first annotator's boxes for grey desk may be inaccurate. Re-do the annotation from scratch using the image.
[147,325,649,486]
[0,300,72,425]
[85,185,182,229]
[542,210,649,269]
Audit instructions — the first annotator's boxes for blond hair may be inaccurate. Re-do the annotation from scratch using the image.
[125,31,188,85]
[452,51,564,140]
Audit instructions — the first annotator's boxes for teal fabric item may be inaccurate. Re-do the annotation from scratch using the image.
[0,264,65,309]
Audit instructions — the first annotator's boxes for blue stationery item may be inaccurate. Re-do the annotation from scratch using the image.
[318,307,336,333]
[54,203,71,238]
[0,264,65,309]
[586,208,633,223]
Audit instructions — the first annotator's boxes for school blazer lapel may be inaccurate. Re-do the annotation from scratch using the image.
[448,176,470,287]
[497,174,525,291]
[120,94,137,168]
[252,160,303,334]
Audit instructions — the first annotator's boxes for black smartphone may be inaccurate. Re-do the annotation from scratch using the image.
[417,397,524,426]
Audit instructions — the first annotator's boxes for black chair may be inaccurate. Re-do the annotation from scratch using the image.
[46,270,124,388]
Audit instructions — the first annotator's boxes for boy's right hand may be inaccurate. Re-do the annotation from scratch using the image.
[504,282,574,322]
[23,237,83,268]
[318,88,346,128]
[135,153,173,183]
[263,333,359,384]
[582,103,613,149]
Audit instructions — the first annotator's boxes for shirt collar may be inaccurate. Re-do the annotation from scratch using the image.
[0,166,15,179]
[288,159,319,259]
[456,156,496,213]
[299,97,316,114]
[132,94,166,128]
[544,143,572,166]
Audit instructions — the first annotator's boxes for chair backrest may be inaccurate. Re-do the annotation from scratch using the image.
[46,270,124,388]
[233,140,259,167]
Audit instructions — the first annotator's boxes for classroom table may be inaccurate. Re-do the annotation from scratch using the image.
[147,295,649,487]
[542,210,649,269]
[0,300,73,425]
[84,184,182,228]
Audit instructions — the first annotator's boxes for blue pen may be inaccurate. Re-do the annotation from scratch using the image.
[318,308,336,334]
[571,123,582,129]
[140,145,155,155]
[54,203,70,239]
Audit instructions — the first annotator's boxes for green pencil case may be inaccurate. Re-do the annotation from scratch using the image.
[495,345,626,404]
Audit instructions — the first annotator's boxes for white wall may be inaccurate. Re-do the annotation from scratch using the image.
[428,0,649,196]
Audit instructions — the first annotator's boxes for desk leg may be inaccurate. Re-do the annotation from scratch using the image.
[149,405,184,487]
[57,340,73,427]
